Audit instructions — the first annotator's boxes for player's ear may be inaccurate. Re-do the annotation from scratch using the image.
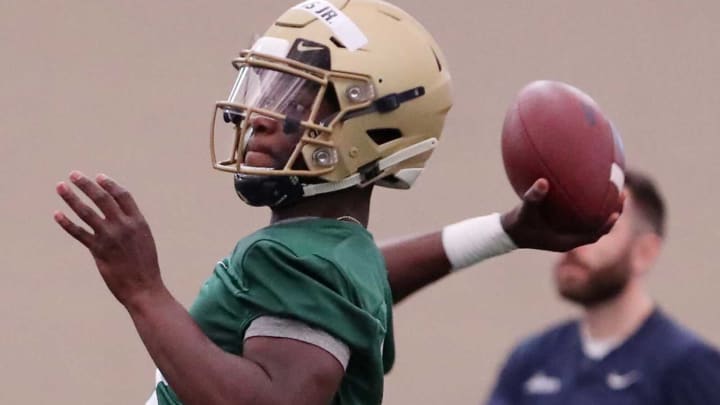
[631,232,663,276]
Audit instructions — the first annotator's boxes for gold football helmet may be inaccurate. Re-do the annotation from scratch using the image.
[211,0,452,206]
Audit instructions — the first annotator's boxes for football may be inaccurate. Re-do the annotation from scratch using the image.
[501,80,626,232]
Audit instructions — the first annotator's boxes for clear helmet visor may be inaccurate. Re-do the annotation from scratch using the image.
[212,60,338,176]
[228,66,321,123]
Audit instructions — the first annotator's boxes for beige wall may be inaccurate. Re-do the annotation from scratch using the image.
[2,1,719,403]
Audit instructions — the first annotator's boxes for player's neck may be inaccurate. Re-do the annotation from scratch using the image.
[269,185,372,227]
[581,279,654,342]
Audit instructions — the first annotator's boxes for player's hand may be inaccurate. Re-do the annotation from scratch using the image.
[500,178,625,252]
[54,171,164,307]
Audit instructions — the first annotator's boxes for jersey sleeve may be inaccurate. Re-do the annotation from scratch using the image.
[662,342,720,405]
[233,239,392,400]
[235,239,388,348]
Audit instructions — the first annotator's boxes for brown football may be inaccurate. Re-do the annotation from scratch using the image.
[501,80,626,232]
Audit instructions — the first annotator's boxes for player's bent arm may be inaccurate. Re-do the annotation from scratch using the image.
[127,287,343,405]
[381,230,451,303]
[382,213,516,303]
[382,179,622,304]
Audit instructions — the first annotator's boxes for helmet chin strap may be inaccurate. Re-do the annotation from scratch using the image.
[234,174,304,207]
[235,138,438,207]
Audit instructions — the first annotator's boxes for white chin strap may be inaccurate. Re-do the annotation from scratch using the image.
[302,138,438,197]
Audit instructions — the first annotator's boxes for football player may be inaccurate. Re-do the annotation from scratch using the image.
[53,1,618,404]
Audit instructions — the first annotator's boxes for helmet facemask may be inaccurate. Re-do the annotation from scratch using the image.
[212,45,376,180]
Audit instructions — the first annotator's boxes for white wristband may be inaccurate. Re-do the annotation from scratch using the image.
[441,213,517,271]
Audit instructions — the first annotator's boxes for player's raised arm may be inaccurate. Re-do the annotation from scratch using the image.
[54,172,343,404]
[384,81,625,304]
[382,179,622,303]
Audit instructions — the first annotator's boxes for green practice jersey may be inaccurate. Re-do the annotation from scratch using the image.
[149,218,395,405]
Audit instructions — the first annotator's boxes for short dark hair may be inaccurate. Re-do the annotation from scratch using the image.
[624,168,666,237]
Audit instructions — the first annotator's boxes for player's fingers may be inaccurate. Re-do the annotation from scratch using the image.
[523,178,550,204]
[68,171,123,220]
[96,174,141,217]
[53,211,95,248]
[56,181,105,231]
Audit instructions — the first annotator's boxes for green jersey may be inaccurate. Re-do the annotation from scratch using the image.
[149,218,395,405]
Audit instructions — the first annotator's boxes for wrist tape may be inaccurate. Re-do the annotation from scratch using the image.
[441,213,517,271]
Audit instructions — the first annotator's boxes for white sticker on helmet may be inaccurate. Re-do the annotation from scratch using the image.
[251,36,291,58]
[610,162,625,191]
[292,1,369,51]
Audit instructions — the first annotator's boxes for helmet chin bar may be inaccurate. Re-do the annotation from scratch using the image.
[234,137,438,207]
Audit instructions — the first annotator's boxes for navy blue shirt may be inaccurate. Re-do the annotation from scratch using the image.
[487,309,720,405]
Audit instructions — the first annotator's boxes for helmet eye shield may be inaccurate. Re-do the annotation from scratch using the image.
[212,53,335,176]
[228,66,321,123]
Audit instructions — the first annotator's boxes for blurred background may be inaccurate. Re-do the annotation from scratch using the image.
[2,1,719,403]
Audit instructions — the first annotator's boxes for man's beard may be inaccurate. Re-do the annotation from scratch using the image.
[555,251,632,308]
